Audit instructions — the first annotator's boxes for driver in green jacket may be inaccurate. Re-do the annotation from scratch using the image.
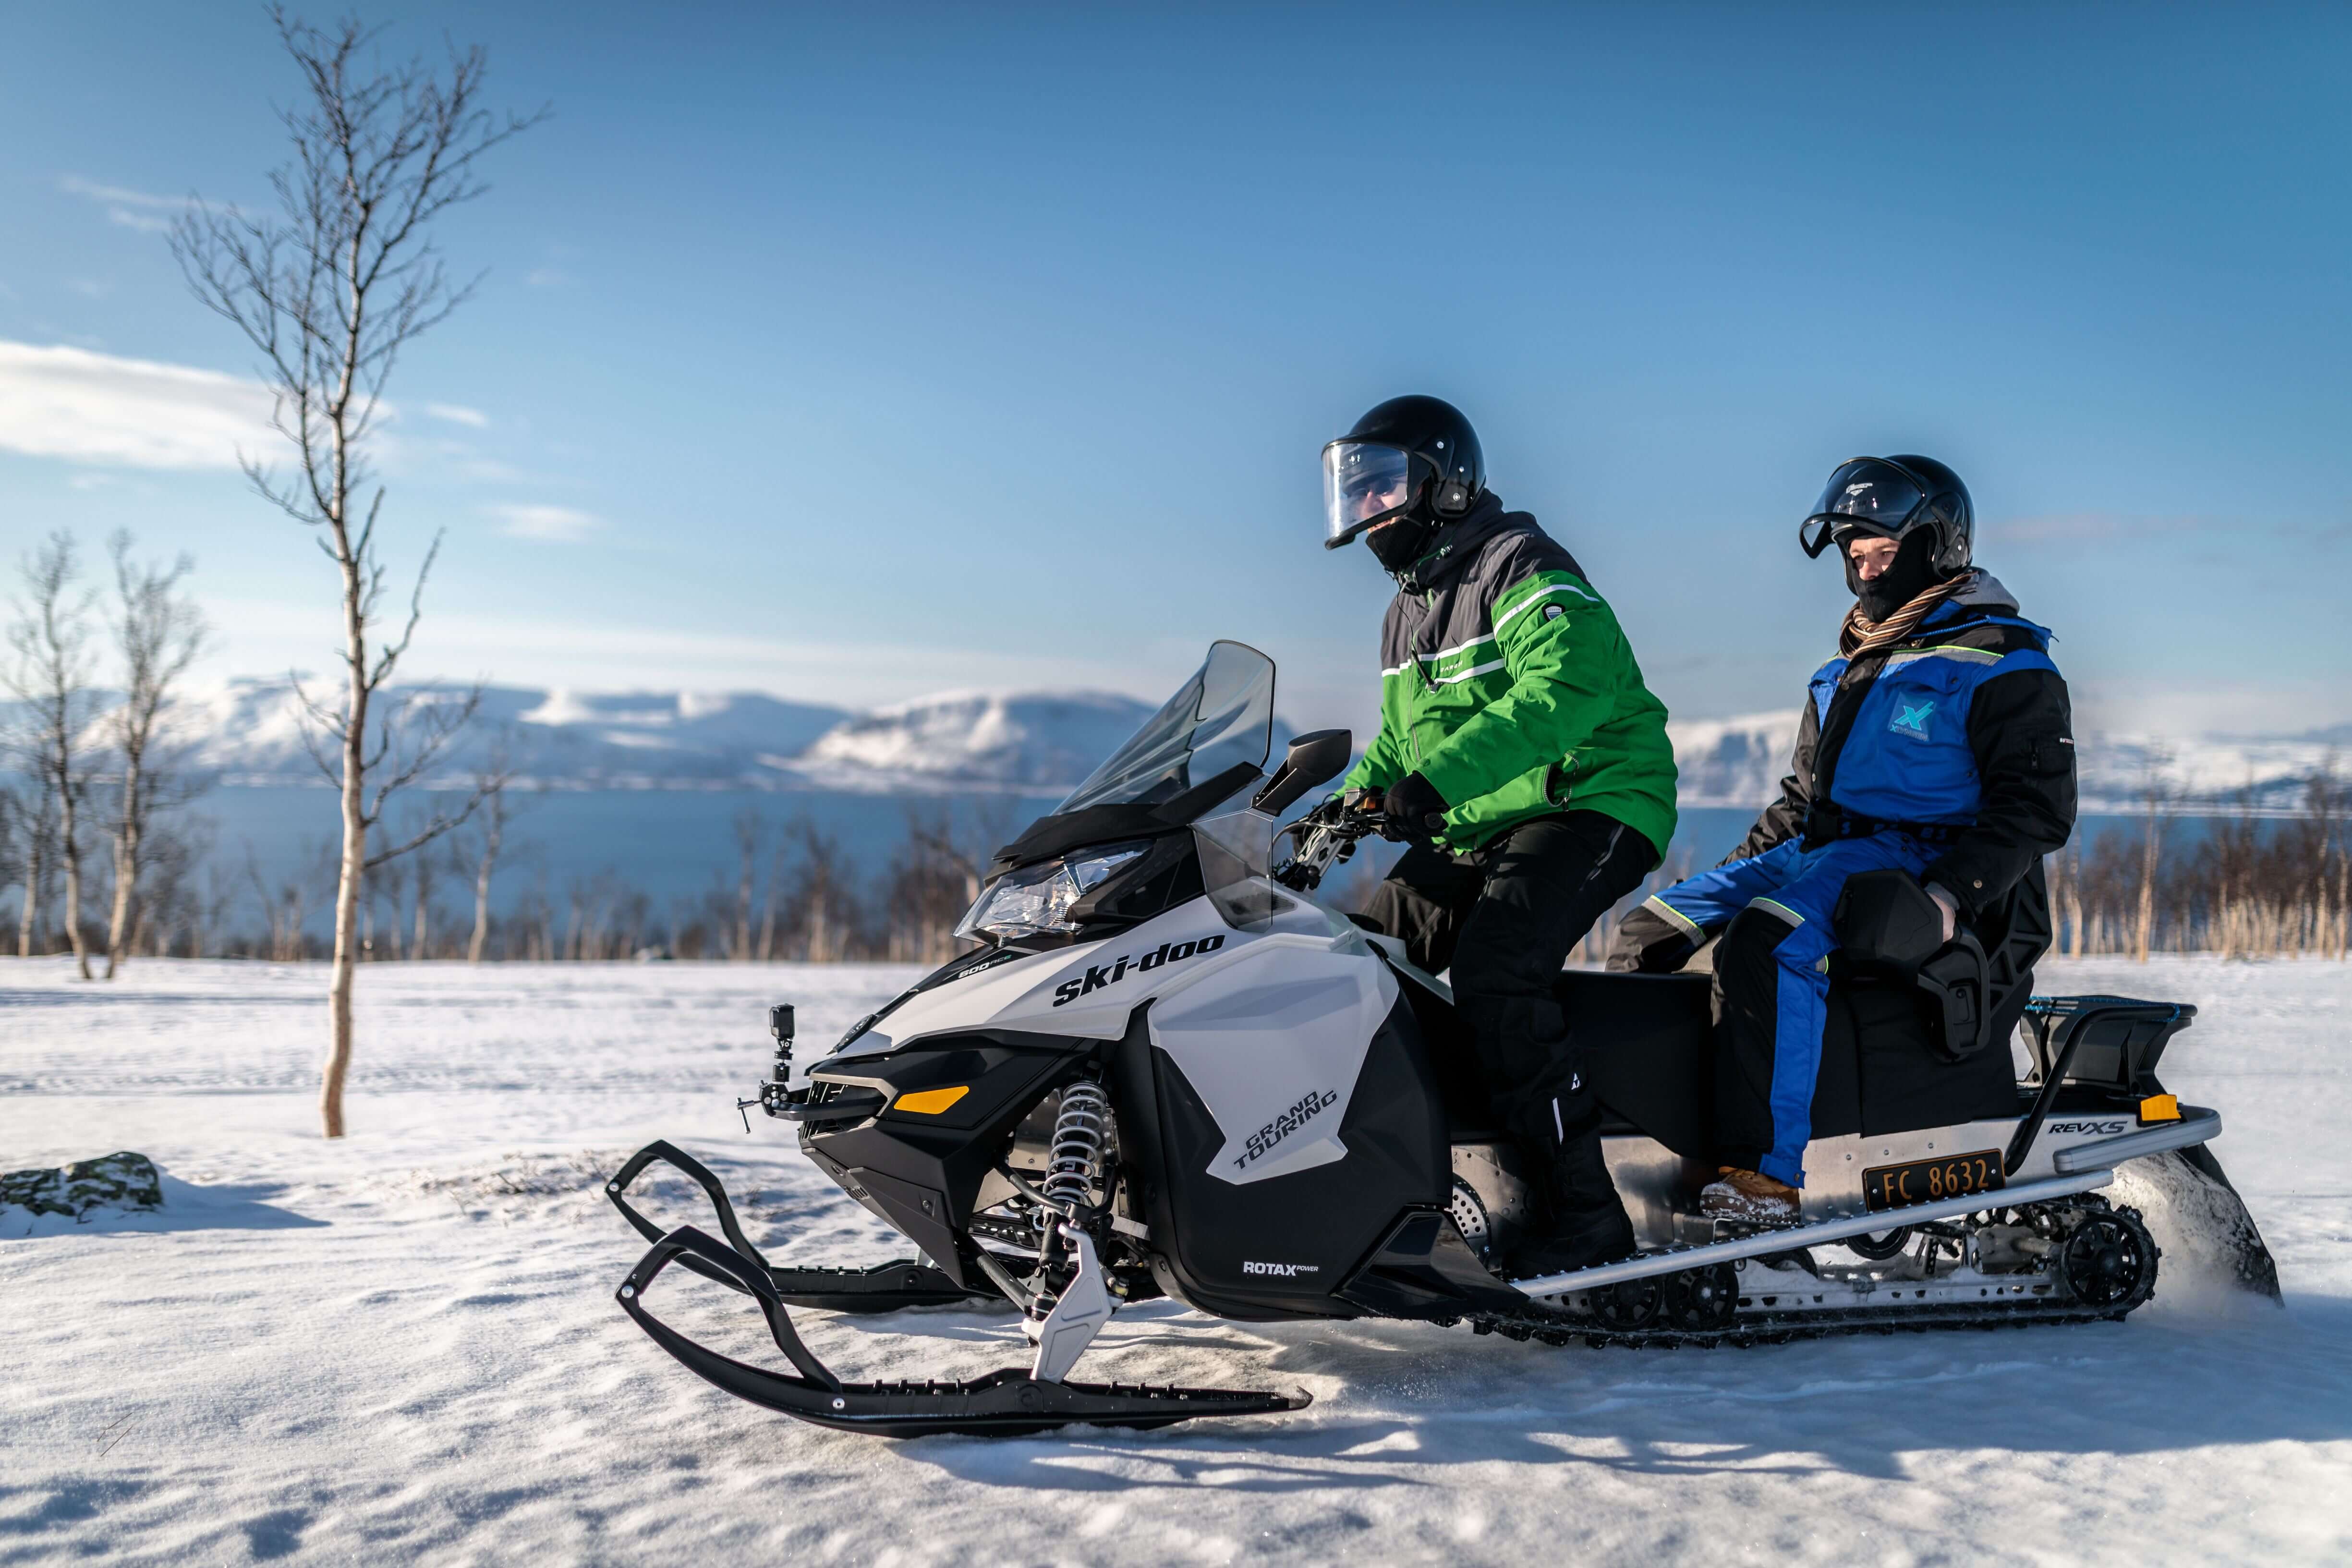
[1321,396,1678,1276]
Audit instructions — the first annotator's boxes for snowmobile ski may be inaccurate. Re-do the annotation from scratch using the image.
[616,1222,1309,1437]
[606,1141,999,1313]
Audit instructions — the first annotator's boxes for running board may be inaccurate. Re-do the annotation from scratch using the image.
[1513,1101,2225,1302]
[1509,1168,2117,1301]
[618,1224,1309,1437]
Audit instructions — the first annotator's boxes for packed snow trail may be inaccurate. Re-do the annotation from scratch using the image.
[1,956,2347,1564]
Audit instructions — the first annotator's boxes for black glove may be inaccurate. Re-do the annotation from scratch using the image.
[1380,771,1448,846]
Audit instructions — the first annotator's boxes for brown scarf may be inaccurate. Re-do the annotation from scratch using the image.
[1839,569,1977,658]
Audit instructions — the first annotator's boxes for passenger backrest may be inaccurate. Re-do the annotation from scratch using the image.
[1815,861,2051,1138]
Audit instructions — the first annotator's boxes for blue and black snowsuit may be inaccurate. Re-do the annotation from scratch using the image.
[1609,574,2077,1187]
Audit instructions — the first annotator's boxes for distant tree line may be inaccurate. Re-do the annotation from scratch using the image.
[3,795,1018,967]
[11,771,2352,966]
[2046,765,2351,961]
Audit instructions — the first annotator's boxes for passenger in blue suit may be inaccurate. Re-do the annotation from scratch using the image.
[1609,456,2076,1222]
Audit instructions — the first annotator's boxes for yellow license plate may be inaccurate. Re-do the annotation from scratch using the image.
[1861,1149,2004,1213]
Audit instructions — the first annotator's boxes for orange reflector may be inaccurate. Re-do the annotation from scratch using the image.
[893,1085,970,1115]
[2139,1093,2181,1123]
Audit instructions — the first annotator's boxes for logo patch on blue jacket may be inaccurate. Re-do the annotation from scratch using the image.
[1890,699,1937,741]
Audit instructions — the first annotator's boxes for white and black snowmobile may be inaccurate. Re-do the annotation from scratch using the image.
[606,641,2278,1438]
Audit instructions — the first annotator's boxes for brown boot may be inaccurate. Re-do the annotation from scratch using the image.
[1700,1166,1800,1224]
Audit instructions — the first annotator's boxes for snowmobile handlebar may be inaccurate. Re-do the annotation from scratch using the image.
[1272,799,1386,891]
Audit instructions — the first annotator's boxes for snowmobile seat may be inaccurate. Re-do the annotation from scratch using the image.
[1556,863,2055,1156]
[1810,860,2053,1139]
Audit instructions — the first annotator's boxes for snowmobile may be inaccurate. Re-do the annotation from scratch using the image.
[606,640,2279,1438]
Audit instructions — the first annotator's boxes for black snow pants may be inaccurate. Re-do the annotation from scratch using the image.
[1358,810,1659,1146]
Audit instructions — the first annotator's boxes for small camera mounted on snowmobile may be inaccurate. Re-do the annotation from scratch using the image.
[737,1003,801,1129]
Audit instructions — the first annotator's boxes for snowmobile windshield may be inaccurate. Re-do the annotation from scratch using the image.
[1056,641,1276,816]
[1322,441,1416,547]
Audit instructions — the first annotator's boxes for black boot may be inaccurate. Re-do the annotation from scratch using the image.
[1509,1101,1637,1277]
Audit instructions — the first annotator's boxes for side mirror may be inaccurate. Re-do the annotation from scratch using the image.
[1251,729,1353,817]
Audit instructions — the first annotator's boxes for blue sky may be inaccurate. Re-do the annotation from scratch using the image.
[2,2,2346,741]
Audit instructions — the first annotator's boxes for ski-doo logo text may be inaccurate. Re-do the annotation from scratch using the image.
[1049,935,1225,1007]
[1241,1260,1320,1276]
[1233,1088,1341,1170]
[2048,1119,2131,1136]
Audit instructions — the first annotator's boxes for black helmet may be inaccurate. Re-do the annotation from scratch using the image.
[1799,453,1974,575]
[1321,395,1485,550]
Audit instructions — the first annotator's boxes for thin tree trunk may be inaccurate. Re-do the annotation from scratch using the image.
[15,823,39,957]
[323,520,368,1138]
[104,778,139,979]
[469,842,495,963]
[59,786,89,978]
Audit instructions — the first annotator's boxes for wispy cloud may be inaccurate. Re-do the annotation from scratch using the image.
[65,278,111,299]
[487,503,602,542]
[1988,511,2206,547]
[523,268,570,287]
[58,174,205,234]
[425,402,489,428]
[0,340,275,469]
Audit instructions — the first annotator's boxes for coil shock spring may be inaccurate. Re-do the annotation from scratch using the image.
[1042,1078,1112,1218]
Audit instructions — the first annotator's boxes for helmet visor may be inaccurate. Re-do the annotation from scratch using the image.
[1323,441,1417,547]
[1807,458,1926,538]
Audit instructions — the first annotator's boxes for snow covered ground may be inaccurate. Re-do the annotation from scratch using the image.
[1,954,2347,1566]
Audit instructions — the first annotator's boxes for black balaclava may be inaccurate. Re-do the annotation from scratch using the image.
[1846,527,1943,621]
[1365,513,1440,572]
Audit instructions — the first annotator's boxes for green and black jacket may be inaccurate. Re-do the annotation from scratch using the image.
[1342,495,1678,856]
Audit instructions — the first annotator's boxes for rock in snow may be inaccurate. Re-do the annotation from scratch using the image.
[1,1151,163,1219]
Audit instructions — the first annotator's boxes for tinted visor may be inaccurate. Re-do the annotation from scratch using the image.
[1800,458,1931,557]
[1323,441,1417,546]
[1808,458,1926,536]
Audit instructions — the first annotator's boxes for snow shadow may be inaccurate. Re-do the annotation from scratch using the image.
[891,1302,2352,1492]
[1,1174,326,1240]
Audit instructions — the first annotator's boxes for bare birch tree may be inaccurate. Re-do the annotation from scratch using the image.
[2133,750,2171,963]
[731,805,765,960]
[460,755,520,964]
[171,12,541,1134]
[101,533,210,978]
[5,533,106,978]
[7,778,55,957]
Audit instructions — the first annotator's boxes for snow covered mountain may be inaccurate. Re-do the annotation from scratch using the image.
[22,678,2343,809]
[1664,709,2352,813]
[1664,711,1805,809]
[23,679,1163,796]
[144,680,851,790]
[790,691,1158,793]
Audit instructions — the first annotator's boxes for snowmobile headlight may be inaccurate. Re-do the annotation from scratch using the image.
[953,842,1151,943]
